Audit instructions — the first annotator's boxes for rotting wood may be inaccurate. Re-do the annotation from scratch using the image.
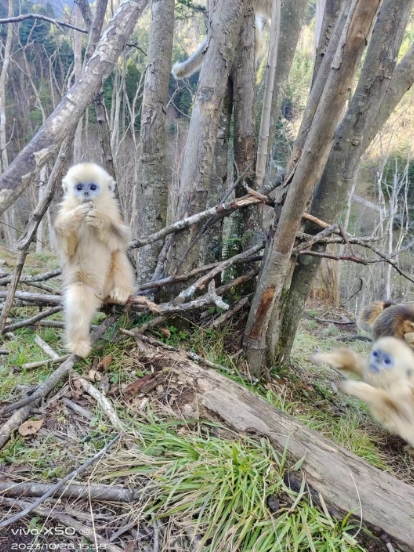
[166,351,414,552]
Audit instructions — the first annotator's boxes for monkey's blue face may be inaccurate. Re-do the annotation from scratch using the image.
[74,182,100,202]
[369,348,394,373]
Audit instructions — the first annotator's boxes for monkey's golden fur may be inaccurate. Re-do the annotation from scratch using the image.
[53,163,135,358]
[358,300,414,346]
[313,337,414,453]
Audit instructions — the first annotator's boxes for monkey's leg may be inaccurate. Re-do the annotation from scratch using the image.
[311,349,366,378]
[104,251,136,304]
[64,282,102,358]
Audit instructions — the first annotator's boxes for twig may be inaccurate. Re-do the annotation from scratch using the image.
[0,13,88,32]
[3,306,62,332]
[0,290,61,306]
[0,405,33,449]
[34,335,59,359]
[0,435,120,529]
[0,268,61,286]
[0,349,9,355]
[0,481,141,502]
[17,355,70,371]
[208,296,250,328]
[135,315,168,332]
[62,397,93,420]
[128,193,263,250]
[0,139,71,334]
[177,242,264,302]
[0,314,119,419]
[298,250,368,264]
[301,212,331,229]
[72,376,124,430]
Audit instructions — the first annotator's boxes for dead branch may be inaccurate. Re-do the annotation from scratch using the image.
[17,355,69,371]
[301,212,331,228]
[0,497,124,552]
[0,290,61,306]
[298,250,368,264]
[34,334,59,359]
[0,349,9,355]
[4,306,62,332]
[0,404,33,449]
[0,435,120,529]
[72,376,124,430]
[128,193,263,250]
[0,13,87,32]
[0,268,61,286]
[62,397,93,420]
[0,481,142,502]
[0,314,118,420]
[208,296,250,328]
[177,242,264,302]
[134,315,168,332]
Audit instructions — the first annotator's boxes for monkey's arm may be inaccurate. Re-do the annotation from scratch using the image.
[340,380,404,420]
[85,210,130,251]
[54,203,90,257]
[311,349,366,378]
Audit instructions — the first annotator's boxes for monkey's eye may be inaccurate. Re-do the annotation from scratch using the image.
[90,184,97,191]
[372,349,379,359]
[382,354,393,368]
[76,184,83,191]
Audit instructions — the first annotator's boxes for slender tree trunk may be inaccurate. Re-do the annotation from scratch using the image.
[73,5,84,162]
[243,0,381,374]
[274,0,413,363]
[0,0,149,217]
[265,0,308,164]
[137,0,175,284]
[199,80,233,266]
[165,0,246,280]
[0,0,17,249]
[231,0,257,251]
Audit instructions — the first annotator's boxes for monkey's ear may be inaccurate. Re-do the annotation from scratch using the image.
[107,177,116,192]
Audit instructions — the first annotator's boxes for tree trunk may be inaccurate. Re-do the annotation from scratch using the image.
[165,0,245,280]
[199,80,233,266]
[137,0,175,284]
[73,5,84,163]
[265,0,308,165]
[243,0,381,375]
[0,0,17,250]
[0,0,149,217]
[161,348,414,552]
[275,0,414,363]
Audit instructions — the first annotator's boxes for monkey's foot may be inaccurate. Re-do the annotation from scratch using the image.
[67,339,91,358]
[108,287,134,304]
[126,295,162,313]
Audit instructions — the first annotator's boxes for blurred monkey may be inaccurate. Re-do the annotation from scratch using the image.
[171,0,272,79]
[53,163,135,358]
[313,337,414,453]
[358,301,414,346]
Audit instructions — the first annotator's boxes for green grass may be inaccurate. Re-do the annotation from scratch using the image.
[104,418,364,552]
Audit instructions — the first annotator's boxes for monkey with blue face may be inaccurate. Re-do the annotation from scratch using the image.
[53,163,135,358]
[312,338,414,454]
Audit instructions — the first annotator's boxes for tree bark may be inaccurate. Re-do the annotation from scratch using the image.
[137,0,175,284]
[163,349,414,552]
[243,0,381,374]
[275,0,413,363]
[0,0,149,217]
[265,0,308,164]
[165,0,245,280]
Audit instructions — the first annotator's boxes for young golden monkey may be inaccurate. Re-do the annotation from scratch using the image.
[53,163,135,358]
[313,337,414,453]
[358,300,414,346]
[171,0,272,79]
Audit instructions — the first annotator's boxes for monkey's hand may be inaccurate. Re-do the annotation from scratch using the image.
[311,349,366,379]
[85,209,108,230]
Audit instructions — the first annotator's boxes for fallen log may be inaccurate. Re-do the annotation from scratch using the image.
[170,352,414,552]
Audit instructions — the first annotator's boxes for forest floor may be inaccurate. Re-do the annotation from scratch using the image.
[0,248,413,551]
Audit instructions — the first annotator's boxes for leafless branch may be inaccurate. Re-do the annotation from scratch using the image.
[0,14,87,33]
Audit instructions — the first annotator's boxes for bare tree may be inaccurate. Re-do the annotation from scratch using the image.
[274,0,414,363]
[0,0,149,217]
[137,0,175,284]
[243,0,381,374]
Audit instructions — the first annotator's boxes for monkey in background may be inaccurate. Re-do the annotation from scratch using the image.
[171,0,272,80]
[53,163,135,358]
[358,300,414,347]
[313,337,414,454]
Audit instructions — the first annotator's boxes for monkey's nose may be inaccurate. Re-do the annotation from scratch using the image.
[84,192,89,196]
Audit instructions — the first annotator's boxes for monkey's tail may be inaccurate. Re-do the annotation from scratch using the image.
[357,300,395,332]
[171,38,208,80]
